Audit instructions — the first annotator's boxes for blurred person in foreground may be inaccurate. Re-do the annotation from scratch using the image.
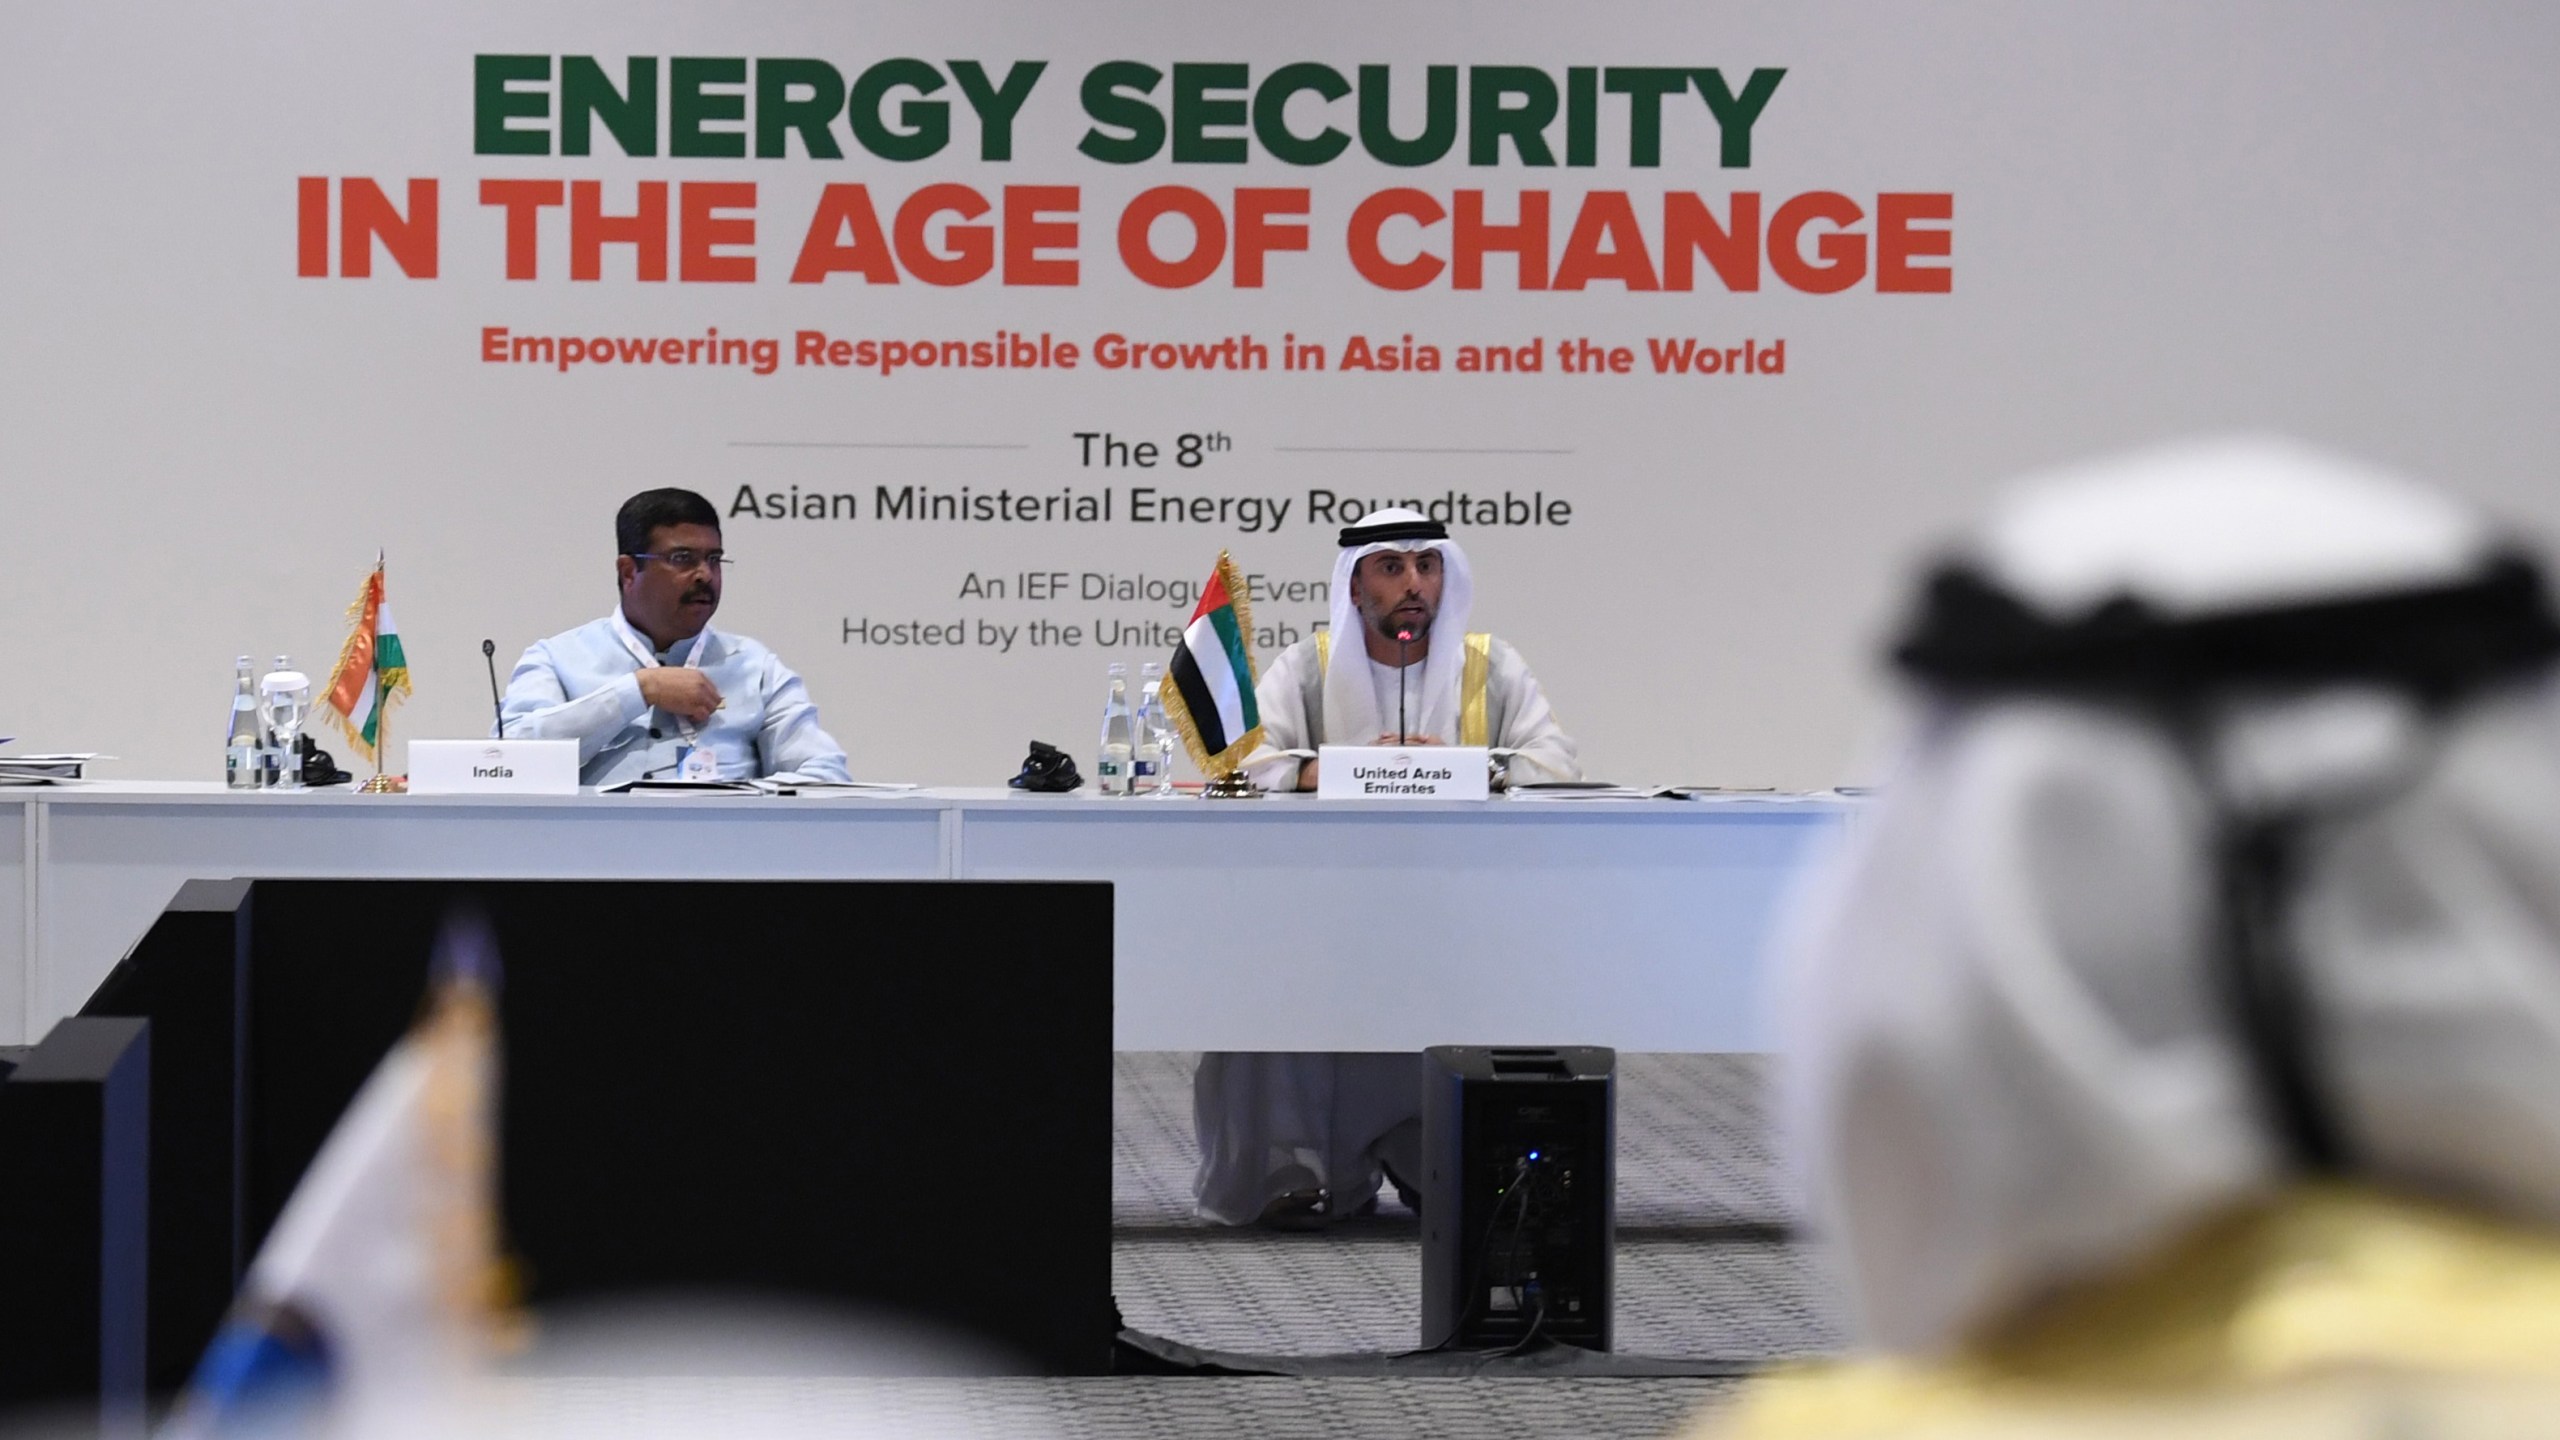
[1698,438,2560,1438]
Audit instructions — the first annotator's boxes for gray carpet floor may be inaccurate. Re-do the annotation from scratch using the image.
[488,1374,1755,1439]
[1111,1052,1838,1364]
[1094,1052,1841,1438]
[488,1053,1839,1440]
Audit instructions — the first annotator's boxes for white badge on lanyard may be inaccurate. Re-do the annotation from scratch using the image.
[618,617,719,779]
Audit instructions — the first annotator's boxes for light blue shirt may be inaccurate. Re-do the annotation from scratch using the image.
[499,611,851,786]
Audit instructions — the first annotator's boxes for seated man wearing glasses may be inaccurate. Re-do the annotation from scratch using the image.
[499,487,851,786]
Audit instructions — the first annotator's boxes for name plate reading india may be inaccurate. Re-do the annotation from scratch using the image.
[1315,745,1491,802]
[408,739,581,795]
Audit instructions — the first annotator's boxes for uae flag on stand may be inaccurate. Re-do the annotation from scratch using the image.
[321,555,412,767]
[1159,551,1264,777]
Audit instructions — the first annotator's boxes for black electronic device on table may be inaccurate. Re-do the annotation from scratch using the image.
[1419,1044,1616,1353]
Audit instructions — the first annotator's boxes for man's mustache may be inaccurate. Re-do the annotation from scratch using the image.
[683,587,715,603]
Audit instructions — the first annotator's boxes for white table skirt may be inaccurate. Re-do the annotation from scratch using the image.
[2,783,1852,1051]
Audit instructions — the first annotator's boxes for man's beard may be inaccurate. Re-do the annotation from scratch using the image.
[1370,604,1434,641]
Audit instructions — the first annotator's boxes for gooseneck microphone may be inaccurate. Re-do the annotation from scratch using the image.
[482,639,506,738]
[1395,628,1416,744]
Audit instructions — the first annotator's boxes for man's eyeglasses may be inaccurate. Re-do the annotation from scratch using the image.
[629,549,732,573]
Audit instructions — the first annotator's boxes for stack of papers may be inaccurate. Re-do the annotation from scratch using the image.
[0,752,104,785]
[758,779,923,796]
[599,777,762,795]
[598,777,923,797]
[1507,783,1685,801]
[1505,784,1865,803]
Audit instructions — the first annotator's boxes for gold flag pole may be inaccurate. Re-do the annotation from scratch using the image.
[1201,768,1261,799]
[360,550,406,793]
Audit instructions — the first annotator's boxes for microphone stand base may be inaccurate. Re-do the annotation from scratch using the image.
[1200,771,1262,800]
[358,774,408,794]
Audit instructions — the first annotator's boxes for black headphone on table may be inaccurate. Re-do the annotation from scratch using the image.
[1009,740,1083,793]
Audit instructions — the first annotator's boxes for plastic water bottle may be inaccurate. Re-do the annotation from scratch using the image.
[1133,662,1168,795]
[1098,663,1135,796]
[224,656,261,789]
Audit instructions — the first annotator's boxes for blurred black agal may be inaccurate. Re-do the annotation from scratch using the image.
[140,877,1114,1377]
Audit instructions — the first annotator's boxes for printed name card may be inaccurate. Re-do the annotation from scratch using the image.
[1314,745,1491,801]
[407,739,580,795]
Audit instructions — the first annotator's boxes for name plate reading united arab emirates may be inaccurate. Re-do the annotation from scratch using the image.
[1315,745,1491,801]
[407,739,580,795]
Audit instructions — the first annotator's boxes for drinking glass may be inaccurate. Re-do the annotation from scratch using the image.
[260,670,311,790]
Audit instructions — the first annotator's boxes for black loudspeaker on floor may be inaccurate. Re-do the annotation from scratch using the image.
[1421,1045,1617,1353]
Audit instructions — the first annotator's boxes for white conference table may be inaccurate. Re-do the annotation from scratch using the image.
[1,782,1853,1052]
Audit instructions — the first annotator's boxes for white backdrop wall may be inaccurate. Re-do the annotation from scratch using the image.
[4,3,2557,787]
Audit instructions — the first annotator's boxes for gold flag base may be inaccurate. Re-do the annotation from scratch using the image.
[1201,770,1261,800]
[359,774,408,794]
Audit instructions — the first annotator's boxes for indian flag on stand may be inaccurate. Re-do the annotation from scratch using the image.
[321,555,411,766]
[1158,550,1263,777]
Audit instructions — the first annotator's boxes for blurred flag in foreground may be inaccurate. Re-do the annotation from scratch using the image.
[170,912,515,1438]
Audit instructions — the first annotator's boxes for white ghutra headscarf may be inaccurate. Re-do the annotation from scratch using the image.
[1323,507,1475,746]
[1782,436,2560,1354]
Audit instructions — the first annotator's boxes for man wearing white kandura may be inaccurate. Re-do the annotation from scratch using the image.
[1195,507,1582,1229]
[499,487,850,788]
[1697,437,2560,1437]
[1240,506,1579,793]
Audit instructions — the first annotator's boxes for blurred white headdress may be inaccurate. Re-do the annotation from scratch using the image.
[1785,436,2560,1353]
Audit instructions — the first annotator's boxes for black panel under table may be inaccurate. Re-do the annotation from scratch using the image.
[81,878,253,1395]
[0,1016,151,1420]
[242,878,1115,1375]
